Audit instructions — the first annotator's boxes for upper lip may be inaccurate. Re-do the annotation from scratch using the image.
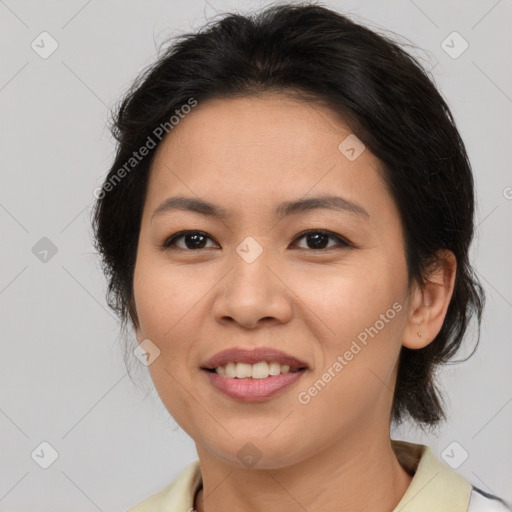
[201,347,308,370]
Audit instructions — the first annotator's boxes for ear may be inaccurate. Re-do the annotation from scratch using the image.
[402,250,457,349]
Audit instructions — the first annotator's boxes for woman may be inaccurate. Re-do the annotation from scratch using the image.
[92,3,510,511]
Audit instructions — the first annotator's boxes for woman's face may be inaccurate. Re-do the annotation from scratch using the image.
[133,94,414,468]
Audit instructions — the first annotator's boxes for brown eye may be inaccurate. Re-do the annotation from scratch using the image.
[292,230,352,251]
[162,231,218,250]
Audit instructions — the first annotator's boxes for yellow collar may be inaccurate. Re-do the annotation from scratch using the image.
[390,440,471,511]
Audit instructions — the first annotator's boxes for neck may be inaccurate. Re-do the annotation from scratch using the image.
[194,432,412,512]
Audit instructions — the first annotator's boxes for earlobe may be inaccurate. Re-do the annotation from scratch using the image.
[402,250,457,349]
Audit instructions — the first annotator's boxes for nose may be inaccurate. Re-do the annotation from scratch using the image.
[211,251,293,329]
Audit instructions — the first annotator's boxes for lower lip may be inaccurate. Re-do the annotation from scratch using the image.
[202,369,306,402]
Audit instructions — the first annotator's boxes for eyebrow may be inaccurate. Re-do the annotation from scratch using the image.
[151,195,369,221]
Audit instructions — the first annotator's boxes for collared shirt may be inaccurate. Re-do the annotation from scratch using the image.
[126,440,510,511]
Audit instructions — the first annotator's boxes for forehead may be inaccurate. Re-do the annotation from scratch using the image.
[155,93,354,169]
[145,94,394,223]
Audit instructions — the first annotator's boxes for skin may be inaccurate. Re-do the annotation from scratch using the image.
[132,93,456,512]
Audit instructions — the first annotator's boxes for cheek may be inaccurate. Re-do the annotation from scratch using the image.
[133,250,204,340]
[133,256,206,434]
[132,253,204,411]
[290,256,407,394]
[292,255,406,340]
[287,278,406,462]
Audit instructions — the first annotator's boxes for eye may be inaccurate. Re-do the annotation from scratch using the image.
[291,229,352,251]
[161,229,352,252]
[162,230,218,250]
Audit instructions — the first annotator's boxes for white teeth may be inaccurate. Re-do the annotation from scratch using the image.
[269,361,281,375]
[251,362,269,379]
[225,362,236,378]
[214,361,299,378]
[235,362,252,379]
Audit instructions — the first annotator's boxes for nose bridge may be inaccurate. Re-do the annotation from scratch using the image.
[212,236,292,327]
[235,234,267,266]
[229,235,274,303]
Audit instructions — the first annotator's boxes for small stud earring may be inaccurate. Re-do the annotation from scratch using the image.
[417,331,422,338]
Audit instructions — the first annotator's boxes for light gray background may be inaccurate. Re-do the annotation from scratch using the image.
[1,0,511,510]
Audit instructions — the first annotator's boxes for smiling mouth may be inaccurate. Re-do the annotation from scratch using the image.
[202,363,308,402]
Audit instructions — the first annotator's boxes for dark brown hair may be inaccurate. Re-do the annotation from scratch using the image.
[91,2,484,428]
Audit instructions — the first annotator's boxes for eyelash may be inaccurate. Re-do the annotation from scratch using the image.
[161,229,354,252]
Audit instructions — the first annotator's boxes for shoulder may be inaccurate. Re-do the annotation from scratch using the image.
[391,440,511,512]
[125,482,171,512]
[126,459,202,512]
[468,487,512,512]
